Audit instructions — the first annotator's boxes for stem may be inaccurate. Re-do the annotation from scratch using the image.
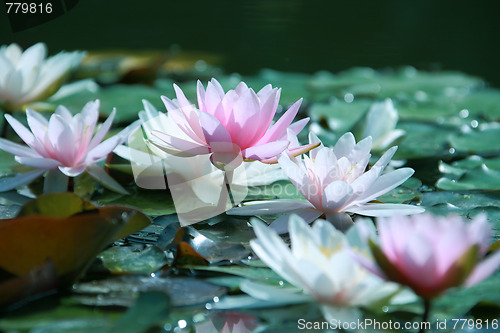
[43,170,70,193]
[223,170,235,207]
[419,298,431,333]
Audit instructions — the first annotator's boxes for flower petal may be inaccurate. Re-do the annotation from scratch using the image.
[347,203,425,216]
[227,199,313,216]
[255,98,302,145]
[0,169,45,192]
[242,140,289,161]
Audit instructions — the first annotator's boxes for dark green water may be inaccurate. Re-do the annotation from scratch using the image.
[1,0,500,86]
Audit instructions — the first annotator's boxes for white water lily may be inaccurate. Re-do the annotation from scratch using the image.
[357,99,405,151]
[0,100,136,193]
[228,132,424,233]
[0,42,85,111]
[249,215,405,323]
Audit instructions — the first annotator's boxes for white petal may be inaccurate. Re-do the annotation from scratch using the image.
[0,169,45,192]
[227,199,313,216]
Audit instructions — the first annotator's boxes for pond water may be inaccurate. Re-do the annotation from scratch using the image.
[1,1,500,332]
[1,0,500,87]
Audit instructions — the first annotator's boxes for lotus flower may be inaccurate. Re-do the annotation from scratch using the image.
[356,213,500,299]
[249,215,405,322]
[354,98,405,151]
[0,100,135,193]
[115,100,291,225]
[148,79,314,170]
[228,132,424,233]
[0,42,85,111]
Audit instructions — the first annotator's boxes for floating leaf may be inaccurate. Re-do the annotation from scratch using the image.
[98,245,168,274]
[94,188,176,217]
[49,84,165,123]
[437,156,500,191]
[73,275,226,308]
[0,193,151,307]
[449,124,500,154]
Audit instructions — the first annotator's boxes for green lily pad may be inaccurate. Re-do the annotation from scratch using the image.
[97,245,168,274]
[309,99,372,134]
[437,156,500,191]
[49,84,165,123]
[73,275,226,308]
[395,122,456,159]
[449,124,500,154]
[94,188,176,217]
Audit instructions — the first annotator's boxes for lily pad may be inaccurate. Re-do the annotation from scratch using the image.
[73,275,226,308]
[49,84,165,123]
[97,245,168,274]
[94,188,176,217]
[437,156,500,191]
[449,124,500,154]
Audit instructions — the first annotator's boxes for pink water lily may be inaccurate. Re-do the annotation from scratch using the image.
[148,79,313,170]
[228,132,424,233]
[0,100,134,193]
[355,214,500,299]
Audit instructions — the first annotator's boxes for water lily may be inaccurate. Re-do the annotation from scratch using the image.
[0,42,85,111]
[228,132,424,233]
[249,215,405,322]
[356,213,500,299]
[148,78,313,170]
[0,100,135,193]
[114,99,291,225]
[355,98,405,151]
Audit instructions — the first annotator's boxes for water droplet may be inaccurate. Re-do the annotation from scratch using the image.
[382,306,389,313]
[247,256,253,260]
[178,320,187,329]
[150,273,156,278]
[279,280,284,286]
[213,296,219,303]
[344,93,354,103]
[205,303,213,310]
[448,148,456,154]
[163,323,173,331]
[471,120,479,128]
[459,109,469,118]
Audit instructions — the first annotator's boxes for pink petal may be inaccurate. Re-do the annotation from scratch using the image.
[0,138,39,157]
[150,130,210,156]
[242,140,289,161]
[4,114,36,147]
[48,114,75,165]
[88,108,115,150]
[199,111,232,145]
[255,98,302,145]
[163,98,206,145]
[203,79,224,116]
[465,250,500,286]
[227,89,261,149]
[249,88,280,144]
[15,156,61,169]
